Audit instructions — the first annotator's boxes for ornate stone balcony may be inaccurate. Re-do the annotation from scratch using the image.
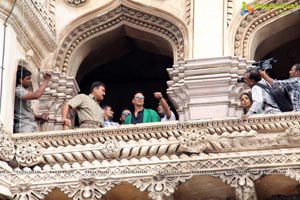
[1,112,300,199]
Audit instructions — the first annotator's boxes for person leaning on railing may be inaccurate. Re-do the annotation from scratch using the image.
[240,92,253,115]
[124,91,160,124]
[242,69,280,119]
[61,81,106,130]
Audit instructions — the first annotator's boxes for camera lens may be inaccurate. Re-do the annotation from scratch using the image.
[237,77,246,83]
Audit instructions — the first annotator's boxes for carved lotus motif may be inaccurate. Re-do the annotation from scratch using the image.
[16,142,42,166]
[60,179,117,200]
[100,139,120,156]
[131,174,191,200]
[179,129,208,153]
[13,186,53,200]
[285,125,300,136]
[0,132,15,161]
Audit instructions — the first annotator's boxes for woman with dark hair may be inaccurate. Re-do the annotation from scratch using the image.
[240,92,253,115]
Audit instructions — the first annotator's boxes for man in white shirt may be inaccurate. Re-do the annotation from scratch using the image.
[153,92,176,121]
[243,69,280,119]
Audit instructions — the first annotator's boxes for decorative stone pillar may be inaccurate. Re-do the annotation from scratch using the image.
[0,124,14,200]
[167,56,251,121]
[38,71,79,131]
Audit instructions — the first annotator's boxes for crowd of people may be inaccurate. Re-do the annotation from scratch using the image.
[240,63,300,119]
[14,67,177,133]
[14,63,300,133]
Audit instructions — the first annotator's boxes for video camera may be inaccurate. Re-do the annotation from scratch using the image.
[237,58,277,83]
[252,58,277,71]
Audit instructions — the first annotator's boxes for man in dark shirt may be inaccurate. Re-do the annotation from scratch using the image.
[124,91,160,124]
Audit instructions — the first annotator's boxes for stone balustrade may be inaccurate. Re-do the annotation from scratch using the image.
[1,113,300,199]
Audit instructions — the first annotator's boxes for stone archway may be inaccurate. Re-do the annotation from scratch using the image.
[173,175,236,199]
[54,2,188,76]
[102,182,150,200]
[50,2,188,122]
[229,0,300,79]
[75,26,175,122]
[255,174,300,199]
[231,0,300,60]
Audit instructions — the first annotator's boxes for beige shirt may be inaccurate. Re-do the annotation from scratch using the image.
[67,94,104,127]
[14,84,37,133]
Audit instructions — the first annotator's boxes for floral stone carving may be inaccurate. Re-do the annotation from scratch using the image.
[0,126,15,161]
[60,178,118,200]
[16,142,42,166]
[12,185,54,200]
[131,174,191,200]
[216,169,263,200]
[100,139,120,157]
[178,129,211,153]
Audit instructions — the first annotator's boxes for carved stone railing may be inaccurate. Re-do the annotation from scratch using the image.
[2,112,300,199]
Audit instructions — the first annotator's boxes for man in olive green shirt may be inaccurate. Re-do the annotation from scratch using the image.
[62,81,106,129]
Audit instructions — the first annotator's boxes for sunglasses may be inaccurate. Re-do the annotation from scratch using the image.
[122,112,131,116]
[135,95,145,99]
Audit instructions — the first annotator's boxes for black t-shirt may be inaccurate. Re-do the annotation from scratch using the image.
[131,109,144,124]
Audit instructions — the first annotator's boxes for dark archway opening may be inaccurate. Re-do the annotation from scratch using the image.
[76,35,175,123]
[258,37,300,79]
[253,12,300,79]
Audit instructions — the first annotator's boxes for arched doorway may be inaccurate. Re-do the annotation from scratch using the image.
[232,6,300,79]
[53,3,188,122]
[255,174,300,199]
[173,175,236,199]
[252,12,300,79]
[76,25,174,122]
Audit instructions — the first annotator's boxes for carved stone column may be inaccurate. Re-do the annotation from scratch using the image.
[167,56,251,121]
[38,71,79,131]
[0,124,14,200]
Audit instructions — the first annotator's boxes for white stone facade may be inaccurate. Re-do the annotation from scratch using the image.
[1,0,300,199]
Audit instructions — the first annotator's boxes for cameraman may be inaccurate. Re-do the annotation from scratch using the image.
[242,69,280,119]
[260,64,300,111]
